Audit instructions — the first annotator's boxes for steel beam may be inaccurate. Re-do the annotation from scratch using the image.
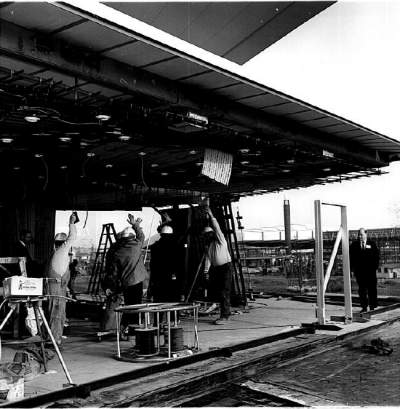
[0,17,390,168]
[341,206,353,322]
[314,200,325,325]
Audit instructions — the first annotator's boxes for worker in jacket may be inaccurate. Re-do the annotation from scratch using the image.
[103,214,146,327]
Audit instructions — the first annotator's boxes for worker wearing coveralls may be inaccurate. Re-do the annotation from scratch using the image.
[46,212,78,345]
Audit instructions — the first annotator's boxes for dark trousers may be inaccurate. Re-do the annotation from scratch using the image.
[122,282,143,326]
[209,263,232,319]
[356,273,377,309]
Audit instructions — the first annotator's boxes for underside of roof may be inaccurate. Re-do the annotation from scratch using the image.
[105,1,334,64]
[0,1,399,210]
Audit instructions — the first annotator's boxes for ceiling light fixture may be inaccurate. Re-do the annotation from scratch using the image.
[323,167,331,172]
[96,114,110,121]
[282,169,291,173]
[60,165,67,170]
[24,115,40,123]
[240,160,250,165]
[87,152,95,157]
[239,148,250,154]
[105,164,113,168]
[120,173,127,177]
[151,163,159,168]
[0,137,14,143]
[161,172,168,176]
[138,151,146,156]
[189,150,197,155]
[118,135,131,142]
[34,153,43,158]
[59,137,72,143]
[13,166,21,171]
[195,162,203,166]
[287,159,295,164]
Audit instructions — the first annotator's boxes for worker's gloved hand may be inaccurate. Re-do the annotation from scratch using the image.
[69,212,78,224]
[127,213,142,226]
[105,288,113,297]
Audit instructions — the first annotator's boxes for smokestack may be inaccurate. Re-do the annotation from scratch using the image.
[283,199,291,252]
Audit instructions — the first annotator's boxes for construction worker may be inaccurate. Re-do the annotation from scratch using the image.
[203,206,233,325]
[46,212,78,345]
[103,214,146,328]
[149,224,185,302]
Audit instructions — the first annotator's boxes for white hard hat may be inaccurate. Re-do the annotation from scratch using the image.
[54,232,67,241]
[203,226,213,234]
[160,225,173,234]
[120,227,135,238]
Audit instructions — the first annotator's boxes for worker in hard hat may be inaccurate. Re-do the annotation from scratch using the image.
[148,224,185,303]
[46,212,78,345]
[103,214,146,328]
[202,206,232,325]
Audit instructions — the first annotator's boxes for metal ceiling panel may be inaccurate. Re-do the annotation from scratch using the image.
[55,21,132,52]
[0,2,82,33]
[214,83,265,100]
[179,71,236,89]
[144,58,206,81]
[288,111,325,122]
[263,102,308,116]
[103,42,173,68]
[106,2,334,64]
[323,124,357,133]
[304,117,341,128]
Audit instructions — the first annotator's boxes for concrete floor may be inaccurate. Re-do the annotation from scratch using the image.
[0,297,371,399]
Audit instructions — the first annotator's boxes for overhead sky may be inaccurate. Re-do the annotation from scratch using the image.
[57,1,400,244]
[238,0,400,233]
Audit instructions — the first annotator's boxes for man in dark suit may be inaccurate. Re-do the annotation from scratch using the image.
[14,229,42,277]
[350,228,380,313]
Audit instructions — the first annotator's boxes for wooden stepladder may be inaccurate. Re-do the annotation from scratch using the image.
[88,223,117,295]
[314,200,352,324]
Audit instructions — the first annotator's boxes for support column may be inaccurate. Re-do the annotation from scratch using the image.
[341,206,353,322]
[283,200,291,252]
[314,200,325,324]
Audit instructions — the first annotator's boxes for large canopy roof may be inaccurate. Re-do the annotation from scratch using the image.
[0,1,399,209]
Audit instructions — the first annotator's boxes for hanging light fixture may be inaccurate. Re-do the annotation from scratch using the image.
[24,114,40,123]
[59,136,72,143]
[0,137,14,143]
[34,153,44,158]
[118,135,131,142]
[86,152,95,157]
[96,114,111,121]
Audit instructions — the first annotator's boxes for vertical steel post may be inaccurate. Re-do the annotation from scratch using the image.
[341,206,353,322]
[314,200,325,324]
[283,200,292,252]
